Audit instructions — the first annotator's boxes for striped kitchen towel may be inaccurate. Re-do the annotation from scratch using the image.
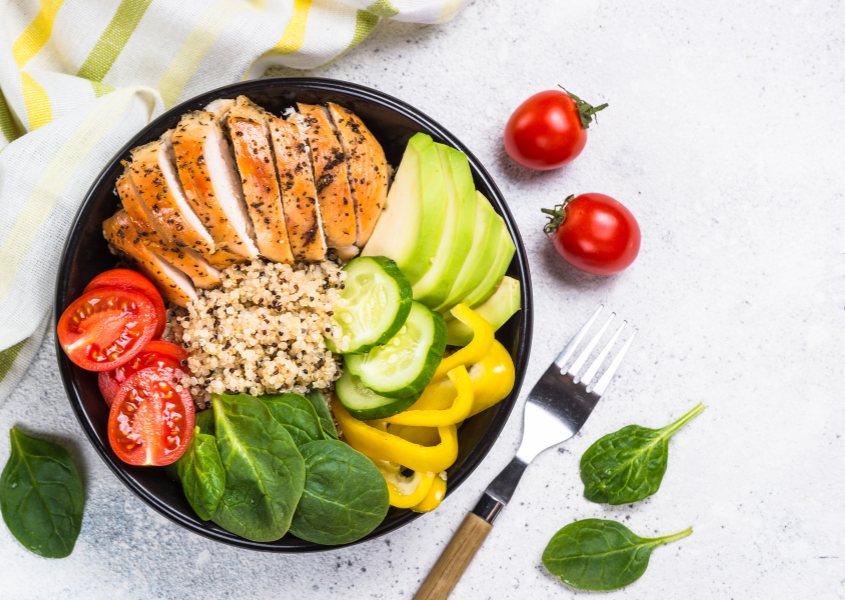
[0,0,468,403]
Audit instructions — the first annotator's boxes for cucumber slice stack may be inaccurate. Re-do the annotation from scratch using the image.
[335,369,420,420]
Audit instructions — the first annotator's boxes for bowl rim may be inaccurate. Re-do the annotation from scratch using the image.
[54,76,533,553]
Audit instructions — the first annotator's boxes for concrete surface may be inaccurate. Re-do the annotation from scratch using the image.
[2,0,844,597]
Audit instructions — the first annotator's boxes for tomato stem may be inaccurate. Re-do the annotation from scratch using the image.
[560,87,608,129]
[541,195,576,235]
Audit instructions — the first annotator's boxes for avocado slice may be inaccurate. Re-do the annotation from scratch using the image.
[435,191,501,314]
[412,145,476,307]
[361,133,432,271]
[446,276,521,346]
[459,217,516,309]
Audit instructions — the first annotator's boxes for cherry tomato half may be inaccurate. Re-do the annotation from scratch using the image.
[84,269,166,338]
[98,340,190,406]
[543,193,641,275]
[57,288,158,371]
[504,89,607,170]
[108,368,195,466]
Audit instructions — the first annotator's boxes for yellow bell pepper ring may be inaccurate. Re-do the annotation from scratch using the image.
[431,304,494,382]
[377,464,436,509]
[412,473,447,513]
[379,365,474,427]
[386,423,441,446]
[332,399,459,473]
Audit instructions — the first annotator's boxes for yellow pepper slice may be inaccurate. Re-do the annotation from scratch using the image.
[412,474,447,513]
[379,365,473,427]
[386,424,441,446]
[412,339,515,417]
[333,399,458,473]
[431,304,494,382]
[375,461,436,508]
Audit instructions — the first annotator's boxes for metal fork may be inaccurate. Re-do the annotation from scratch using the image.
[413,306,637,600]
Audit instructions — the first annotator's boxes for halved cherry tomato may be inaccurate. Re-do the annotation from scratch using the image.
[108,368,195,466]
[58,288,157,371]
[84,269,166,338]
[98,340,190,406]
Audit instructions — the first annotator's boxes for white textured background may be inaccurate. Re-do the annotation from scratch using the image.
[2,0,844,597]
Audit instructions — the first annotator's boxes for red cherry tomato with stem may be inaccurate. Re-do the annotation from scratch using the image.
[108,368,195,466]
[504,88,607,170]
[57,288,157,371]
[84,269,166,338]
[98,340,190,406]
[542,193,641,275]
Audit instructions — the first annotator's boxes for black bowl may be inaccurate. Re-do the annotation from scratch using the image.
[54,78,533,552]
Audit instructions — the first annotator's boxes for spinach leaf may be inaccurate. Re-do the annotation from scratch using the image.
[305,389,338,440]
[211,394,305,542]
[542,519,692,591]
[259,393,325,447]
[289,440,388,545]
[0,427,84,558]
[580,403,705,505]
[195,408,215,436]
[177,427,225,520]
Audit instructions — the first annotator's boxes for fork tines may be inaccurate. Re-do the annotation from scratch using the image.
[554,305,637,397]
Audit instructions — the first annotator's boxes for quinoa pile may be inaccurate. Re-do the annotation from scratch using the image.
[171,258,347,404]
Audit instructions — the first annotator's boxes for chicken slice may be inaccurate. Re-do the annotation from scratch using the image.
[128,139,215,257]
[103,211,198,307]
[297,103,357,252]
[116,163,168,246]
[268,114,327,262]
[171,111,259,260]
[228,96,294,263]
[327,103,389,247]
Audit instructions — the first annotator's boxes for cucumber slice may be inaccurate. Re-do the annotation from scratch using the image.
[345,301,447,398]
[335,369,420,420]
[326,256,412,354]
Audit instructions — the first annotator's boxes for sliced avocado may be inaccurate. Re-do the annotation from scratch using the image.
[412,145,476,308]
[435,191,501,314]
[400,142,450,284]
[361,133,433,271]
[459,217,516,309]
[446,277,521,346]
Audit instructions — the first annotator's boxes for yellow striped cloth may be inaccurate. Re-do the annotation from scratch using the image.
[0,0,467,401]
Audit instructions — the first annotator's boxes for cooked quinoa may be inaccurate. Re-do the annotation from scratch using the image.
[171,258,347,404]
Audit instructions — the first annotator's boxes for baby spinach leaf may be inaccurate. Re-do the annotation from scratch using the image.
[195,408,215,436]
[259,393,325,447]
[0,427,84,558]
[305,389,339,440]
[580,403,705,505]
[289,440,389,545]
[211,394,305,542]
[542,519,692,591]
[178,427,225,520]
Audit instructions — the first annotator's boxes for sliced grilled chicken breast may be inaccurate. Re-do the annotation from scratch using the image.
[116,163,168,246]
[297,103,357,251]
[147,243,222,289]
[103,211,198,307]
[327,103,389,247]
[171,111,259,260]
[228,96,294,263]
[128,139,215,257]
[268,114,327,262]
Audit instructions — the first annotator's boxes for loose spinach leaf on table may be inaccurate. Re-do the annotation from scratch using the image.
[289,440,389,546]
[580,403,705,505]
[305,389,339,440]
[211,394,305,542]
[542,519,692,591]
[177,426,225,521]
[259,393,325,447]
[0,427,84,558]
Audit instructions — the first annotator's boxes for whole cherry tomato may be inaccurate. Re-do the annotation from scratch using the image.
[504,88,607,170]
[542,193,640,275]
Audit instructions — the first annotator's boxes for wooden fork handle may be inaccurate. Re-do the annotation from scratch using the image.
[412,512,493,600]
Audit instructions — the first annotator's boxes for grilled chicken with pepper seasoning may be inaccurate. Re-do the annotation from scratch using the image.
[228,96,295,264]
[103,211,198,307]
[127,138,215,257]
[297,103,357,255]
[268,114,327,262]
[116,166,169,246]
[171,110,259,264]
[327,102,388,247]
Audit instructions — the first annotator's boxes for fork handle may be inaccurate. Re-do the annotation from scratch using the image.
[412,511,493,600]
